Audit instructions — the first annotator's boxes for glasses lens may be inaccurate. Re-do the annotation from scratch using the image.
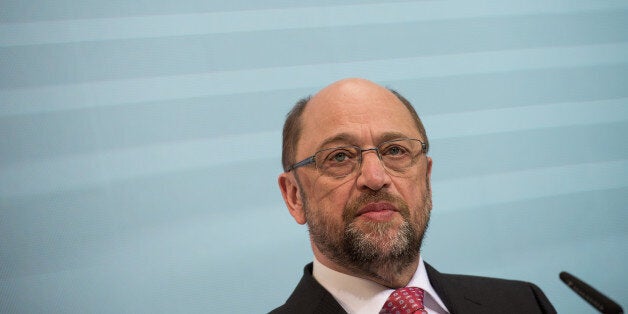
[378,139,422,173]
[316,146,360,177]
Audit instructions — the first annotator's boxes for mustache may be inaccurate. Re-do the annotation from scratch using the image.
[342,190,410,222]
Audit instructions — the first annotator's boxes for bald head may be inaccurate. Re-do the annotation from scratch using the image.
[281,78,429,171]
[309,78,396,108]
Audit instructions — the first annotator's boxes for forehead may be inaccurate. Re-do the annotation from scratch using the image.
[299,79,419,151]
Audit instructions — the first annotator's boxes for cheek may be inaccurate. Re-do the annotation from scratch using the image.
[310,177,355,211]
[395,177,427,206]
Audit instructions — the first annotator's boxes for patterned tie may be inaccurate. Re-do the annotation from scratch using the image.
[380,287,426,314]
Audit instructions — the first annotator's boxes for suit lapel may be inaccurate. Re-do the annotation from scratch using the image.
[283,263,347,314]
[425,263,485,314]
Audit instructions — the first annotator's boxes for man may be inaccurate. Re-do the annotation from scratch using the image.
[272,78,555,314]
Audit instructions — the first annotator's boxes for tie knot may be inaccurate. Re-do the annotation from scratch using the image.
[380,287,426,314]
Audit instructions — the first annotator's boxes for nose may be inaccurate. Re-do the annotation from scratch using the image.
[356,149,391,191]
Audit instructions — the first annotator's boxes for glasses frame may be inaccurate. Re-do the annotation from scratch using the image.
[286,138,427,176]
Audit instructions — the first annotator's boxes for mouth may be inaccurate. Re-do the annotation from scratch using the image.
[355,202,398,221]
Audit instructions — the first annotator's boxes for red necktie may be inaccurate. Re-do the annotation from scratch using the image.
[380,287,426,314]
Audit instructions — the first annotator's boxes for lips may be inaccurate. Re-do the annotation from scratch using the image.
[355,202,398,217]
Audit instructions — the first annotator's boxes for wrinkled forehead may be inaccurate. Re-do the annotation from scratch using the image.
[298,79,419,151]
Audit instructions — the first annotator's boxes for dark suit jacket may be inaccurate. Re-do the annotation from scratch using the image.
[270,263,556,314]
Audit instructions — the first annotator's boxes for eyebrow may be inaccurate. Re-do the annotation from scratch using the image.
[317,133,358,150]
[377,131,414,143]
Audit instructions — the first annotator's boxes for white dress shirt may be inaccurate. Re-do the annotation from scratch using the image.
[312,256,449,314]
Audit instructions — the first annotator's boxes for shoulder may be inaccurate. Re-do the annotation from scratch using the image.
[425,263,556,314]
[437,268,538,287]
[426,262,544,293]
[439,271,547,296]
[269,263,346,314]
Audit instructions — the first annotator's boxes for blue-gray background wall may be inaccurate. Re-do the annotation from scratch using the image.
[1,1,627,313]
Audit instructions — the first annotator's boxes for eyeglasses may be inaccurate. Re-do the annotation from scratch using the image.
[286,138,427,178]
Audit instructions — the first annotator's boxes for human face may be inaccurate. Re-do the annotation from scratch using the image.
[279,79,433,273]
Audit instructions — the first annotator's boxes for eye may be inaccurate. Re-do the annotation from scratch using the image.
[383,145,408,156]
[329,151,350,162]
[321,148,356,165]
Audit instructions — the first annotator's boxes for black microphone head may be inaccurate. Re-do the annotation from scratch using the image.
[560,271,623,314]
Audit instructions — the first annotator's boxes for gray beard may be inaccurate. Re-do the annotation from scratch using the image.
[304,188,432,281]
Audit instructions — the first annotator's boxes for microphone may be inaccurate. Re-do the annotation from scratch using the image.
[559,271,623,314]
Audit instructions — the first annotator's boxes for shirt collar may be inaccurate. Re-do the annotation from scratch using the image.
[313,256,449,314]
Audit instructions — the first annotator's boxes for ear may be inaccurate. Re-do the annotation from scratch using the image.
[278,172,306,225]
[426,156,433,180]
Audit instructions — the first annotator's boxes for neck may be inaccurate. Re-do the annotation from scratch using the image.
[312,243,419,288]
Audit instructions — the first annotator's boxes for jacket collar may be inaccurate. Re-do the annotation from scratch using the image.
[424,262,484,314]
